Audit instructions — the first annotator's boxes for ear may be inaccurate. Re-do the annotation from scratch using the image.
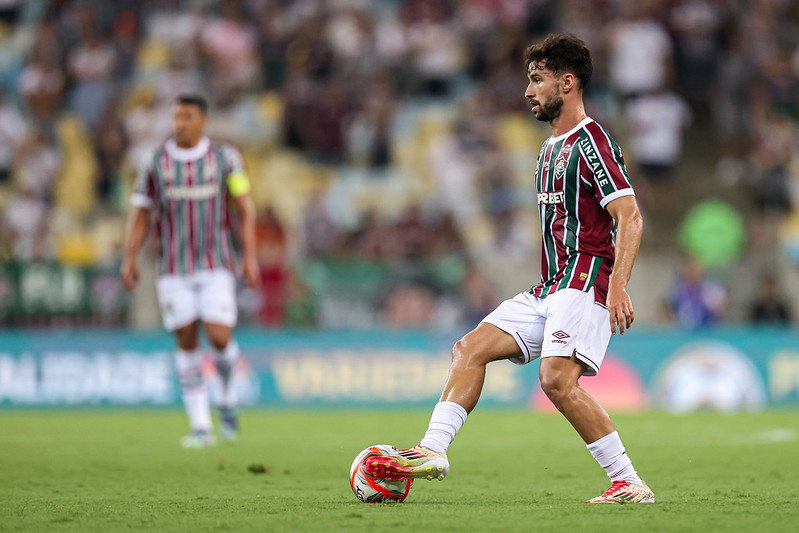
[561,73,577,94]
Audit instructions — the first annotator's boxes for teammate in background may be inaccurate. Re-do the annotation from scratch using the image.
[369,34,655,504]
[121,94,259,448]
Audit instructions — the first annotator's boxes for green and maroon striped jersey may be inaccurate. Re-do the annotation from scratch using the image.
[530,117,635,305]
[131,137,246,275]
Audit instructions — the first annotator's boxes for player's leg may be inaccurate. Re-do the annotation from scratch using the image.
[367,322,525,481]
[539,354,614,442]
[203,321,240,441]
[538,289,654,503]
[198,269,240,441]
[157,274,215,448]
[174,321,216,448]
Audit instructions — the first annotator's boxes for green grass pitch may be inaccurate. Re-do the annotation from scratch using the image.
[2,409,798,532]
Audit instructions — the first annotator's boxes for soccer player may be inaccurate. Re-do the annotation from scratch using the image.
[368,34,655,504]
[121,94,259,448]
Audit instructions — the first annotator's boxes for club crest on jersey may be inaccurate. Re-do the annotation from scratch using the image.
[554,143,572,180]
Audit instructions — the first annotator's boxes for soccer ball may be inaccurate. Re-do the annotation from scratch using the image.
[349,445,413,503]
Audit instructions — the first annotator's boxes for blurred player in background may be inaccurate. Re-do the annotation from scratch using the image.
[369,34,654,504]
[121,94,259,448]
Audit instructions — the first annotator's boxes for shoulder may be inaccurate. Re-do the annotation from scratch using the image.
[211,140,243,157]
[579,120,624,155]
[141,145,167,172]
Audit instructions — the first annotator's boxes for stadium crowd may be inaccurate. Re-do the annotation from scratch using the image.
[0,0,797,328]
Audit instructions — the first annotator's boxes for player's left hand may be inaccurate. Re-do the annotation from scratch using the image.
[607,285,634,335]
[242,256,260,288]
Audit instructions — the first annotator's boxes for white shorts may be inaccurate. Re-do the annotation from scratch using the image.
[156,269,237,331]
[481,288,611,376]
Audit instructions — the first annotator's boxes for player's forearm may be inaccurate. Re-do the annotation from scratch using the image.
[236,195,258,262]
[123,209,150,261]
[609,208,643,289]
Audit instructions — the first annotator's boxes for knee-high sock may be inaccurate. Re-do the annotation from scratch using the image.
[175,349,212,432]
[211,340,240,409]
[419,401,468,453]
[587,430,643,485]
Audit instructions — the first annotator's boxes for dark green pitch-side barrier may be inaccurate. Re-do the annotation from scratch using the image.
[0,328,797,409]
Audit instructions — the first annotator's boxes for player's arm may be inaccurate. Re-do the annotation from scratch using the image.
[606,195,643,335]
[121,206,152,291]
[228,170,260,287]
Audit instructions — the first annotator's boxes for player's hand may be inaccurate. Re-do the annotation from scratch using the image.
[121,258,139,291]
[242,256,260,288]
[607,285,634,335]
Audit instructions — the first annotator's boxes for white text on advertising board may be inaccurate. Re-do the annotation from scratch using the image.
[270,350,522,403]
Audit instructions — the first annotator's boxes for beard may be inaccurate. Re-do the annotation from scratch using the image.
[534,91,564,123]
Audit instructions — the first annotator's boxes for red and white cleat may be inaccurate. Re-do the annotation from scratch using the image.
[365,445,450,481]
[585,480,656,504]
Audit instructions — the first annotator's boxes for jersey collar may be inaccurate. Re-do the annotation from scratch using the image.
[165,136,210,161]
[547,117,594,144]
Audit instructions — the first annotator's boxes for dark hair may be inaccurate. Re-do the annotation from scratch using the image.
[524,34,593,91]
[175,93,208,114]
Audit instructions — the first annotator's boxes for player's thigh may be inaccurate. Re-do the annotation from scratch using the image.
[481,291,546,365]
[156,275,200,331]
[454,322,524,364]
[197,269,237,327]
[542,288,611,376]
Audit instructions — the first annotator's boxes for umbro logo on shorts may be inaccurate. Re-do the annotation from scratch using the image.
[551,330,570,344]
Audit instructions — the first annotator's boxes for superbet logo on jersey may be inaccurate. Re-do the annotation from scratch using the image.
[537,191,564,205]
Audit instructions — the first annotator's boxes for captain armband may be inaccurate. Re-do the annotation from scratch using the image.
[227,170,251,197]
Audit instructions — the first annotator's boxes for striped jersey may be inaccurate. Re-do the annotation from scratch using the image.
[131,136,246,275]
[530,117,635,305]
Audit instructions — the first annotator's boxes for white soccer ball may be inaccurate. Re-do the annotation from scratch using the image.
[349,444,413,503]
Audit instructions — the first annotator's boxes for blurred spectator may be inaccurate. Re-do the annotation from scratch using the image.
[14,129,59,200]
[393,204,430,260]
[624,88,691,207]
[748,114,795,217]
[667,257,728,329]
[0,93,27,183]
[66,11,118,131]
[302,191,339,259]
[256,207,288,326]
[407,2,464,97]
[667,0,728,114]
[201,0,259,101]
[2,185,49,260]
[345,77,395,168]
[748,273,792,326]
[606,1,673,99]
[94,103,128,204]
[18,41,65,121]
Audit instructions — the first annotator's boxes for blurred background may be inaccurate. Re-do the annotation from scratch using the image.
[0,0,798,412]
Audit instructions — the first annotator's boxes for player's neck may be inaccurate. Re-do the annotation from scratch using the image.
[176,137,203,149]
[550,102,587,138]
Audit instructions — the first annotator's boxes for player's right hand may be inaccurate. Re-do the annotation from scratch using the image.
[121,259,139,291]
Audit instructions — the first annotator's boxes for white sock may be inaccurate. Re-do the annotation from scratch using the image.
[419,401,468,453]
[212,341,240,409]
[175,349,212,433]
[587,430,643,485]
